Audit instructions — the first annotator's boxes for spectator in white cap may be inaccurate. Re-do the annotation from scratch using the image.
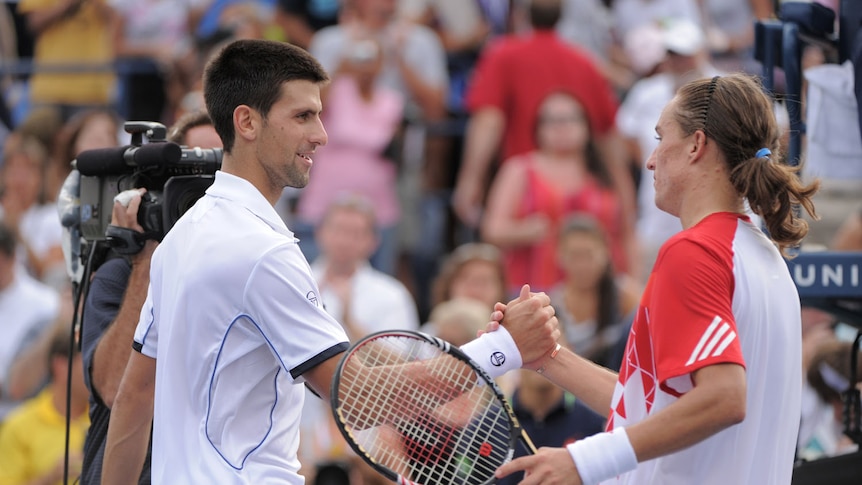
[617,18,723,279]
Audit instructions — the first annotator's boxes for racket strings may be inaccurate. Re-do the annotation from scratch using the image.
[336,335,517,485]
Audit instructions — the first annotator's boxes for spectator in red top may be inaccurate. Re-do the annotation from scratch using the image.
[481,91,632,295]
[453,0,638,278]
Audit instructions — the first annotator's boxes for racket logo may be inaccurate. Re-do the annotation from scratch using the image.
[490,351,506,367]
[478,442,493,457]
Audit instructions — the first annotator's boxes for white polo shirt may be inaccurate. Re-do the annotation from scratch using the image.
[133,171,349,484]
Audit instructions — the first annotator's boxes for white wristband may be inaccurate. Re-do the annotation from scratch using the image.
[566,427,638,485]
[460,326,522,379]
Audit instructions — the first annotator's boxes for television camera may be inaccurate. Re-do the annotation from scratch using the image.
[59,121,222,283]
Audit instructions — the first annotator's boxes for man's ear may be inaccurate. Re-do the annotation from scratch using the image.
[689,129,709,162]
[233,105,259,143]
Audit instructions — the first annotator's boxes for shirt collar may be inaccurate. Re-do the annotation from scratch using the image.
[205,171,294,238]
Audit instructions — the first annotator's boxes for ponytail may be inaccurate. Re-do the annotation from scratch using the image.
[729,150,819,256]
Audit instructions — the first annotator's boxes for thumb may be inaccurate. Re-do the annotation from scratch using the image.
[518,284,531,301]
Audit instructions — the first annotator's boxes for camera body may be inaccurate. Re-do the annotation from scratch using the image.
[75,121,222,242]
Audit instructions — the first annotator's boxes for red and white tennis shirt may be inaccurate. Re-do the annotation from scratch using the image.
[606,212,802,485]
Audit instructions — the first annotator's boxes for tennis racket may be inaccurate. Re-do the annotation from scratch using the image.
[331,330,537,485]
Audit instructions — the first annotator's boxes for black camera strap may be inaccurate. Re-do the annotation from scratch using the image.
[105,224,155,255]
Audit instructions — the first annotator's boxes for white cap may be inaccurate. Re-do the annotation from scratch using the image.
[662,18,705,56]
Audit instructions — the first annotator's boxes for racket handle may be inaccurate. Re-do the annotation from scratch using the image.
[520,429,538,455]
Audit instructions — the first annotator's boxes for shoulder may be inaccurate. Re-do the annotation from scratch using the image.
[664,214,742,256]
[252,239,309,272]
[655,216,743,283]
[245,240,319,294]
[659,232,725,268]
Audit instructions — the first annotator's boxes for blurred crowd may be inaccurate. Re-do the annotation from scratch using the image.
[0,0,860,484]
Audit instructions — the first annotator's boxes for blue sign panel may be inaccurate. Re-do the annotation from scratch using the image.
[786,252,862,299]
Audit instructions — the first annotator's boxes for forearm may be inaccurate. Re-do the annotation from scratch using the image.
[92,248,153,408]
[103,393,152,484]
[540,347,618,415]
[626,364,746,462]
[103,353,155,484]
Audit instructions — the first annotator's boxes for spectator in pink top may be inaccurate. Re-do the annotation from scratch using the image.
[295,37,405,276]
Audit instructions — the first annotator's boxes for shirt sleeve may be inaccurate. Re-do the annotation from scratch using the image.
[245,244,349,381]
[647,237,745,388]
[465,40,508,112]
[132,281,157,358]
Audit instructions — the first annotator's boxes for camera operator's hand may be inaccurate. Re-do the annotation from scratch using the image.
[110,188,156,259]
[112,188,146,233]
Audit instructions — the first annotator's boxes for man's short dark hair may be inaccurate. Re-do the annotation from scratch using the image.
[203,39,329,153]
[0,221,15,258]
[530,0,562,30]
[167,110,214,145]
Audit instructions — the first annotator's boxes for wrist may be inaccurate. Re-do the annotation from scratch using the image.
[536,343,561,374]
[130,241,157,265]
[460,326,522,379]
[566,427,638,485]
